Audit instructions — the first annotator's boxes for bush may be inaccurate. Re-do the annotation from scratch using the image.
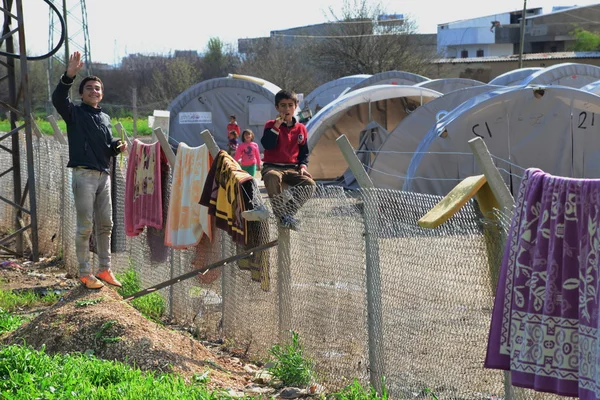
[267,330,314,387]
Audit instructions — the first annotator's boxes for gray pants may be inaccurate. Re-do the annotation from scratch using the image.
[72,168,112,276]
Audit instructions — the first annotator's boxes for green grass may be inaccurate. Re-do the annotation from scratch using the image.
[0,308,25,335]
[0,117,152,136]
[116,267,165,324]
[0,288,59,312]
[266,330,314,387]
[333,378,390,400]
[0,344,237,399]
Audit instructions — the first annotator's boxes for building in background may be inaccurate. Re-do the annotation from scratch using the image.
[437,8,543,59]
[496,4,600,54]
[238,14,437,55]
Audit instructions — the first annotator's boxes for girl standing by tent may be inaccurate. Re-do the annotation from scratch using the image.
[235,129,261,177]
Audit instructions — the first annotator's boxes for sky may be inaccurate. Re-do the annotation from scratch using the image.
[21,0,600,65]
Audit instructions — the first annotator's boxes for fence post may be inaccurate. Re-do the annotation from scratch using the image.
[30,114,42,138]
[153,128,176,167]
[468,137,515,400]
[46,115,67,145]
[200,129,230,336]
[132,87,138,138]
[336,134,384,393]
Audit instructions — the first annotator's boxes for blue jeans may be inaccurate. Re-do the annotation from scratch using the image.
[72,168,112,276]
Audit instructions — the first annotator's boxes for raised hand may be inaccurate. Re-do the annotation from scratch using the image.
[66,51,84,79]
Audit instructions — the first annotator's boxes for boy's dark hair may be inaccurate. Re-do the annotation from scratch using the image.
[79,76,104,95]
[228,130,239,138]
[242,129,254,141]
[274,90,298,107]
[230,114,236,120]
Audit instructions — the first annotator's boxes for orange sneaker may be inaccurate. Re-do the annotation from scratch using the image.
[96,269,122,287]
[80,274,104,289]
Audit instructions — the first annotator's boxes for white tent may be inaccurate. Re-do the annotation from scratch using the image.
[346,71,430,93]
[414,78,485,93]
[581,79,600,95]
[305,85,441,180]
[369,85,502,190]
[402,86,600,196]
[488,68,542,86]
[520,63,600,88]
[168,74,281,151]
[301,75,371,115]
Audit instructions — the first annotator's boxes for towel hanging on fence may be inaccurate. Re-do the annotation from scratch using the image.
[124,139,168,237]
[146,161,171,263]
[164,143,213,249]
[199,150,254,246]
[485,168,600,399]
[199,150,271,291]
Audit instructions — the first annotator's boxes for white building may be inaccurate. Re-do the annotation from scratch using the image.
[437,8,543,58]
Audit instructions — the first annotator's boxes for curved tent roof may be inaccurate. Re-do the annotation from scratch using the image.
[306,84,441,180]
[413,78,485,94]
[520,63,600,88]
[403,86,600,196]
[488,68,542,86]
[346,71,430,93]
[168,75,281,150]
[301,75,371,115]
[580,79,600,95]
[369,85,502,190]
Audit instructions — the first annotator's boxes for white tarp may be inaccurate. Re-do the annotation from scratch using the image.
[305,84,441,180]
[346,71,430,93]
[520,63,600,88]
[403,86,600,196]
[414,78,485,93]
[301,75,371,115]
[168,75,281,151]
[369,85,501,190]
[488,68,542,86]
[581,79,600,95]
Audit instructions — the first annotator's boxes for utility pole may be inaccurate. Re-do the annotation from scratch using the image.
[518,0,527,68]
[62,0,70,66]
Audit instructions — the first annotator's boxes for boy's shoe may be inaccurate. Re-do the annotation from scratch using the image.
[80,274,104,289]
[96,269,122,287]
[278,215,300,231]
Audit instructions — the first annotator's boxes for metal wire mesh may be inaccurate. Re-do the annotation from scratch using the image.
[0,135,579,399]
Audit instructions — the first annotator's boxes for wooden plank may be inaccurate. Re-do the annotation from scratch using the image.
[153,127,176,167]
[46,115,67,145]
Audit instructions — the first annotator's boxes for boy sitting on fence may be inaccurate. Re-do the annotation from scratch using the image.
[261,90,316,231]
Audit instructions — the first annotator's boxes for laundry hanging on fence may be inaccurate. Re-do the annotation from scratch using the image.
[199,150,253,246]
[485,168,600,399]
[146,161,171,263]
[199,150,271,291]
[164,143,213,249]
[124,139,168,237]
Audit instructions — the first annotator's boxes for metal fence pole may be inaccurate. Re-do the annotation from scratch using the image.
[277,226,293,343]
[336,134,384,393]
[468,137,515,400]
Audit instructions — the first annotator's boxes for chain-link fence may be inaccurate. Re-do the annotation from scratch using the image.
[0,134,574,399]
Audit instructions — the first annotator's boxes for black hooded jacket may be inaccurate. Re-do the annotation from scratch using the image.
[52,74,121,173]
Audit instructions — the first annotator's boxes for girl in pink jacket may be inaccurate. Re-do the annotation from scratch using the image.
[235,129,262,177]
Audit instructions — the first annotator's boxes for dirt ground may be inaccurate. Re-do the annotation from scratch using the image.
[0,257,268,393]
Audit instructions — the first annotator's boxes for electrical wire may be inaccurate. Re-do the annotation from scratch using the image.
[0,0,65,60]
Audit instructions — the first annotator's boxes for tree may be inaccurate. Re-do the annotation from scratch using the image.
[306,0,437,79]
[238,38,317,95]
[569,28,600,51]
[202,37,240,80]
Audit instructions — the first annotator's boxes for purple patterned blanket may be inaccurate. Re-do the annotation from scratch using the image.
[485,168,600,399]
